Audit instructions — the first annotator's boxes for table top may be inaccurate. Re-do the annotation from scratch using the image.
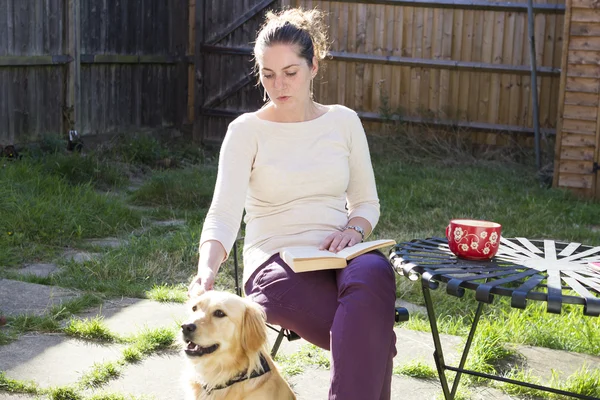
[390,237,600,317]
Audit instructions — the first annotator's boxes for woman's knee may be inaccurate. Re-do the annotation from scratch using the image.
[340,251,396,292]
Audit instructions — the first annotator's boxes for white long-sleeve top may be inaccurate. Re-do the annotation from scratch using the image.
[199,104,380,285]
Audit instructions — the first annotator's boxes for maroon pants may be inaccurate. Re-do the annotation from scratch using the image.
[244,250,397,400]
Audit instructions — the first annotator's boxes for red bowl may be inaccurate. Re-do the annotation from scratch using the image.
[445,219,502,260]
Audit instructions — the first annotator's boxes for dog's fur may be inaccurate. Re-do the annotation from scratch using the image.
[181,291,296,400]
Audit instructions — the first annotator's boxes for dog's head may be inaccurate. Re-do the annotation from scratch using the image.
[181,291,267,363]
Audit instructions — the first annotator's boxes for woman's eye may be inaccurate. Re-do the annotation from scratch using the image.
[213,310,226,318]
[285,72,297,77]
[262,74,273,79]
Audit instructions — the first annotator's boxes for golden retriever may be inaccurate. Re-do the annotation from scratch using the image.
[181,291,296,400]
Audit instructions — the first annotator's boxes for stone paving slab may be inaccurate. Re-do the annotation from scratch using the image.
[395,298,427,315]
[14,264,59,278]
[152,219,186,227]
[99,350,186,400]
[515,344,600,381]
[84,238,127,248]
[0,394,38,400]
[75,298,187,337]
[0,279,80,316]
[61,250,101,263]
[287,365,516,400]
[0,333,124,389]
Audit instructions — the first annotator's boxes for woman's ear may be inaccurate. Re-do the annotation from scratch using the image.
[311,56,319,77]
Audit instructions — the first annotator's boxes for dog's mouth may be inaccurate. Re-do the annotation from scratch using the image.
[184,340,219,357]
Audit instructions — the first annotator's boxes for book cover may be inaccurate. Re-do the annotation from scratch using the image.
[280,239,397,273]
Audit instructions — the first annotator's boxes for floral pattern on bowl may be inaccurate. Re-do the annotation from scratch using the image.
[446,219,502,260]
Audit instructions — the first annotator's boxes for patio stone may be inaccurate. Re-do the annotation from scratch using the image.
[0,333,124,389]
[16,264,59,278]
[0,279,79,316]
[84,238,127,248]
[515,344,600,382]
[74,298,187,337]
[99,350,186,400]
[152,219,186,227]
[62,250,101,263]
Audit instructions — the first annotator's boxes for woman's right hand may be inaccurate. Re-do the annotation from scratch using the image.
[187,267,216,298]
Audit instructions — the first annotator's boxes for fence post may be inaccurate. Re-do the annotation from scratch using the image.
[193,0,205,142]
[66,0,81,135]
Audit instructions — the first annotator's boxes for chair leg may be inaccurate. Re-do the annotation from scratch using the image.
[270,328,286,358]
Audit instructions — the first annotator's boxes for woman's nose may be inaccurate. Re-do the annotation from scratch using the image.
[274,76,284,89]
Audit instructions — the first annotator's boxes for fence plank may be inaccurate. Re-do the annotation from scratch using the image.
[564,90,600,106]
[558,173,594,188]
[560,146,596,161]
[561,118,597,133]
[570,21,600,35]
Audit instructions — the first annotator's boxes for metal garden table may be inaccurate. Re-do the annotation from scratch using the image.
[389,237,600,400]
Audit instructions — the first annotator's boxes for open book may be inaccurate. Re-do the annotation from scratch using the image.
[280,239,397,273]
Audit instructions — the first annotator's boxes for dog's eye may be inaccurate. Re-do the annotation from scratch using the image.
[213,310,226,318]
[192,305,197,312]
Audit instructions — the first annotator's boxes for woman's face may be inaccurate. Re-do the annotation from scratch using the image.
[258,43,317,108]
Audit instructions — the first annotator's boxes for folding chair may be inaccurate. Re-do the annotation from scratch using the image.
[231,236,409,358]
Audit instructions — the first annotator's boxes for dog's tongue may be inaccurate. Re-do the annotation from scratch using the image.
[187,342,199,351]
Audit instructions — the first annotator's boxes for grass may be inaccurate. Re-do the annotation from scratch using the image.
[79,361,122,388]
[1,132,599,398]
[275,344,331,377]
[394,360,438,379]
[64,317,115,342]
[146,284,188,303]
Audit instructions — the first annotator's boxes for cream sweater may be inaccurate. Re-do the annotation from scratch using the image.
[199,104,380,285]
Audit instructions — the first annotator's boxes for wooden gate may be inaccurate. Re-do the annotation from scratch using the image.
[193,0,277,144]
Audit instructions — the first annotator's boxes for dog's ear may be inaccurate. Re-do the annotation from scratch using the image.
[241,301,267,355]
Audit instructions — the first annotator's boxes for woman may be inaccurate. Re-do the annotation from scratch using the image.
[188,8,397,399]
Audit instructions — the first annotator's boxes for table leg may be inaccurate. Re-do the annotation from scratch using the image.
[421,282,452,400]
[450,301,484,398]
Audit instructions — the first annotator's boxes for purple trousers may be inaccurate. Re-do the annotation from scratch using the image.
[244,250,397,400]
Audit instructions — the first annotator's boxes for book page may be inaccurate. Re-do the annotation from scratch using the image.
[280,246,344,261]
[336,239,397,260]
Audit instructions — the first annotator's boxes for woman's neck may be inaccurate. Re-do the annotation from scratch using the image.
[266,100,324,123]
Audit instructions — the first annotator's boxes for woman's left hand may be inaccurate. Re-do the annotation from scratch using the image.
[319,229,362,253]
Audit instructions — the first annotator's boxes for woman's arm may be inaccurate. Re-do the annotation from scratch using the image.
[188,117,256,296]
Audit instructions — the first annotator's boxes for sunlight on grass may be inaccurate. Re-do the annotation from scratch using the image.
[146,284,188,303]
[125,327,177,355]
[79,361,122,388]
[64,317,115,342]
[0,372,38,394]
[394,359,437,379]
[551,366,600,398]
[275,344,330,378]
[47,386,83,400]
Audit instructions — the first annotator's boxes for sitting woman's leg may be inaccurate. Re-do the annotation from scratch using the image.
[331,250,397,400]
[244,251,397,400]
[244,254,339,350]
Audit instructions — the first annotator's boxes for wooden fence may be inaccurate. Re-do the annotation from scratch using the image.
[196,0,566,145]
[554,0,600,199]
[0,0,190,145]
[2,0,570,153]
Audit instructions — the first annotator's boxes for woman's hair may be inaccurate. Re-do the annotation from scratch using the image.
[253,8,330,71]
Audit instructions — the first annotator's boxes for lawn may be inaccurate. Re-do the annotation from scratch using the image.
[0,130,598,399]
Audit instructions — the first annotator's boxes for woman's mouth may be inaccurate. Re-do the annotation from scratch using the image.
[277,96,290,101]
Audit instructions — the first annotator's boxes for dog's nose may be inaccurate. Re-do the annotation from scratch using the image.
[181,323,197,333]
